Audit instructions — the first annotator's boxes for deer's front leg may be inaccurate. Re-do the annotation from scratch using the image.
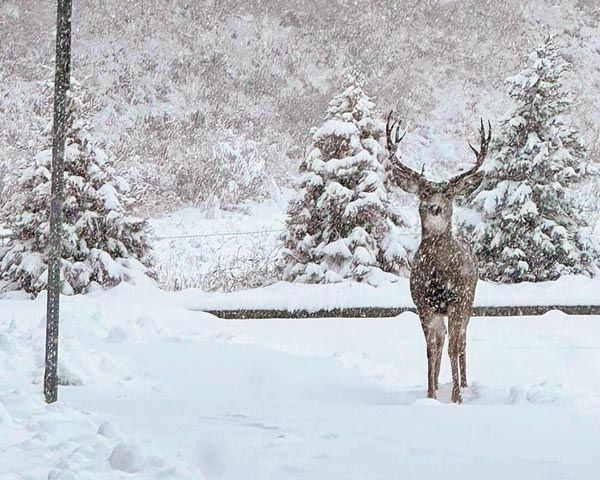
[422,314,443,399]
[434,320,445,391]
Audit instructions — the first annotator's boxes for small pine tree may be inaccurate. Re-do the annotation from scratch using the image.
[0,81,152,295]
[467,37,598,282]
[279,74,410,284]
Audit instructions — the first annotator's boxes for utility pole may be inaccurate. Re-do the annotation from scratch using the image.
[44,0,73,404]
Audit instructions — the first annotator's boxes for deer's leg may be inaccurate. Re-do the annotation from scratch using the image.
[433,315,446,391]
[447,311,462,404]
[421,314,439,399]
[459,327,468,388]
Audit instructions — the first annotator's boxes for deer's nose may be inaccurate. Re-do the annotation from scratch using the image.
[428,205,442,215]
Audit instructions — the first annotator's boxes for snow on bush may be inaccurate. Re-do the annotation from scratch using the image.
[204,137,271,208]
[466,36,599,282]
[0,81,153,295]
[123,113,277,212]
[279,73,411,284]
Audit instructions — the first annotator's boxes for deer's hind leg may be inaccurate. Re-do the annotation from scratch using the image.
[459,325,468,388]
[447,307,466,403]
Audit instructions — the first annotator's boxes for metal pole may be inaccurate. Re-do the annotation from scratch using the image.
[44,0,73,404]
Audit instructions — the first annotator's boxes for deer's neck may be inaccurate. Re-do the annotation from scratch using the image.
[420,226,453,245]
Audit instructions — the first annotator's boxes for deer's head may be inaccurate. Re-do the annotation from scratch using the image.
[385,114,491,237]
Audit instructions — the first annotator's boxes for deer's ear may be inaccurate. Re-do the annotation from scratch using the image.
[451,171,485,196]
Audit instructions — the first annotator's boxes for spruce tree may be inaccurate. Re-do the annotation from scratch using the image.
[279,74,410,284]
[0,81,152,295]
[468,37,598,282]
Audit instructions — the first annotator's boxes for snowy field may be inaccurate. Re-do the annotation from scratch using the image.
[1,271,600,479]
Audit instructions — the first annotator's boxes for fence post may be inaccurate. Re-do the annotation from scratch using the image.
[44,0,73,404]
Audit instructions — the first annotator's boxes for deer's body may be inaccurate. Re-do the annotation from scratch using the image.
[411,195,478,402]
[386,116,490,403]
[412,235,478,317]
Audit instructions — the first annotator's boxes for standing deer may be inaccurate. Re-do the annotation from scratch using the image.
[386,114,491,403]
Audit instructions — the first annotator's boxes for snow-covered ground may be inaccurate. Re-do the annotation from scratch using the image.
[1,271,600,479]
[2,201,599,479]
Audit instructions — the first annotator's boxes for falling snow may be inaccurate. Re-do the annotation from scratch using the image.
[1,1,600,479]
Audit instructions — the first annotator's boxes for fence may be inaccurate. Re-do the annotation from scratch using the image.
[200,305,600,319]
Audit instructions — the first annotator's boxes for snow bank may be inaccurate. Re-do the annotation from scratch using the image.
[180,274,600,312]
[109,441,146,473]
[0,280,209,479]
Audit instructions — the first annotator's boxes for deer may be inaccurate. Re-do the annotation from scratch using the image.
[385,113,491,403]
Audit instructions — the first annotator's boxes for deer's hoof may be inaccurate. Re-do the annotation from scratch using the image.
[427,389,437,400]
[452,388,462,404]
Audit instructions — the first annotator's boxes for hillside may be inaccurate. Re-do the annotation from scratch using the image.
[2,0,600,213]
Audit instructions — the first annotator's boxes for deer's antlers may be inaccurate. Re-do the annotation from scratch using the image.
[386,111,427,190]
[448,119,491,187]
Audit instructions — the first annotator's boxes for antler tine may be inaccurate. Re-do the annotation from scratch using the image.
[385,111,394,153]
[385,110,426,188]
[395,125,406,145]
[450,119,492,185]
[386,110,405,156]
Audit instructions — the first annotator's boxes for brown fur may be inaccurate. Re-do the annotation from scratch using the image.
[410,188,478,402]
[385,114,490,403]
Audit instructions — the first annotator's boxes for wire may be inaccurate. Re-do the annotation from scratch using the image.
[150,229,286,241]
[150,229,420,241]
[1,229,420,242]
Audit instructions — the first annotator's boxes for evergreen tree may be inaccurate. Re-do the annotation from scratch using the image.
[279,74,410,284]
[0,81,152,295]
[468,37,598,282]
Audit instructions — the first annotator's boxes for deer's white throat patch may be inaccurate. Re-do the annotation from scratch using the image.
[423,213,449,234]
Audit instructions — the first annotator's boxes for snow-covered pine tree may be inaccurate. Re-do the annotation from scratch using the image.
[467,36,598,282]
[0,81,153,295]
[279,74,410,284]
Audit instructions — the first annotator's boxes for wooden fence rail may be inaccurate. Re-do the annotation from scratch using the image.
[199,305,600,319]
